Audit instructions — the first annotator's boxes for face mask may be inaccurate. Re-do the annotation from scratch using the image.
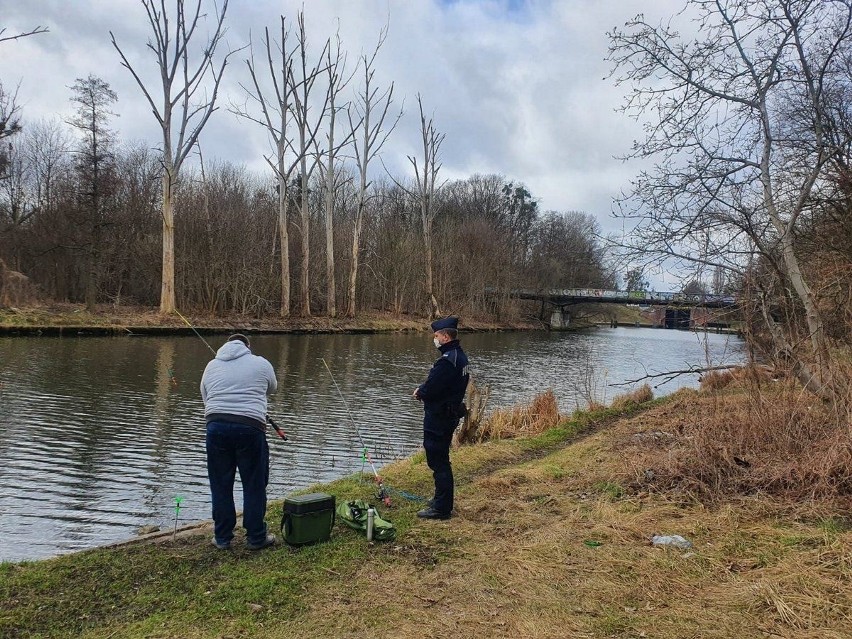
[433,337,441,348]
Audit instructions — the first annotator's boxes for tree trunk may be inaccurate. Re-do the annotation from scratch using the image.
[324,142,336,318]
[278,172,290,318]
[346,196,364,318]
[423,211,439,319]
[160,169,176,314]
[299,171,311,316]
[779,233,833,393]
[84,225,99,311]
[325,198,335,317]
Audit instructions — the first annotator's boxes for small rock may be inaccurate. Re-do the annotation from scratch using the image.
[651,534,693,550]
[137,525,160,535]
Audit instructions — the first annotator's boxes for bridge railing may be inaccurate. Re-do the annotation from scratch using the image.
[508,288,737,306]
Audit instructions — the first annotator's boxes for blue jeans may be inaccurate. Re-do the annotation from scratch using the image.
[206,421,269,546]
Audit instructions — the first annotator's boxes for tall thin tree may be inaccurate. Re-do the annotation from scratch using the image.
[232,17,301,317]
[315,29,356,318]
[408,94,444,319]
[288,12,331,317]
[345,24,400,318]
[111,0,234,314]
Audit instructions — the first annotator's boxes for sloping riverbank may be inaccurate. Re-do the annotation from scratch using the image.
[2,389,849,638]
[0,303,539,336]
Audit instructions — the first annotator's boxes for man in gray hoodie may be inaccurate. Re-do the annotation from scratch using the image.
[201,334,278,550]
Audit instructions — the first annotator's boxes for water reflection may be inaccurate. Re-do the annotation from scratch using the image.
[0,328,744,561]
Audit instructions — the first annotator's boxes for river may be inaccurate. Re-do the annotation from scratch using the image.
[0,327,745,562]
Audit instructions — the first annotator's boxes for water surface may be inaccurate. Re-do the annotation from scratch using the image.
[0,327,744,561]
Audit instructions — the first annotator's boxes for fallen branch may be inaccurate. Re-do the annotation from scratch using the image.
[610,364,746,388]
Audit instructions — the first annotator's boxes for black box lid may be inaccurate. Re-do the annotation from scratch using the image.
[283,492,336,514]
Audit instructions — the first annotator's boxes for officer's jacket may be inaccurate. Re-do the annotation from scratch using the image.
[417,340,470,418]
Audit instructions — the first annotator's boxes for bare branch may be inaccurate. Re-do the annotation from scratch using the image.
[0,26,49,44]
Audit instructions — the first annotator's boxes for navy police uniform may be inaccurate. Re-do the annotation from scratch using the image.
[415,316,470,518]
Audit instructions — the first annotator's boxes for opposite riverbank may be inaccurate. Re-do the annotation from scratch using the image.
[0,303,541,336]
[0,302,663,336]
[2,386,849,638]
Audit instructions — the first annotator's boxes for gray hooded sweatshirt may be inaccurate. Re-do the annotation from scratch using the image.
[200,340,277,426]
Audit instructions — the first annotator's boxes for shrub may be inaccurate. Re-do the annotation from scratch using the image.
[627,379,852,501]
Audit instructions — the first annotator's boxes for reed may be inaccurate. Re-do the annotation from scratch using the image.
[473,389,561,443]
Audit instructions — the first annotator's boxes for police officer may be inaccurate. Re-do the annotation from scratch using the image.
[412,316,470,520]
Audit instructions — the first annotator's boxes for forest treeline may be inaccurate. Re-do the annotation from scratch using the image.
[0,131,614,317]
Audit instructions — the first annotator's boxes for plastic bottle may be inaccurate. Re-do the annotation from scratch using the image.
[366,508,375,542]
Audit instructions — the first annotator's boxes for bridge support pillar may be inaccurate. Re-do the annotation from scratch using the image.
[550,307,571,329]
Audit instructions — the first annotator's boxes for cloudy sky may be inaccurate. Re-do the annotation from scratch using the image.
[3,0,687,279]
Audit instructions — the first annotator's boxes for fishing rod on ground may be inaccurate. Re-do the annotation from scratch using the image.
[320,358,426,506]
[174,309,288,441]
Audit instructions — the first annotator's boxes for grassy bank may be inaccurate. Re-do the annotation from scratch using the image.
[2,388,849,638]
[0,303,538,335]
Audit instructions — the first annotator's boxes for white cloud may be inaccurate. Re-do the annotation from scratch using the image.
[2,0,686,231]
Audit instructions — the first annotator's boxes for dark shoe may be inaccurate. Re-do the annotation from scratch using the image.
[246,533,276,550]
[417,507,451,520]
[212,538,231,550]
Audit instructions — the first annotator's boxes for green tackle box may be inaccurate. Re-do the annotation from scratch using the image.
[280,492,336,546]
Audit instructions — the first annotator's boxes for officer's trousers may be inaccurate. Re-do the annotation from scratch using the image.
[423,417,458,514]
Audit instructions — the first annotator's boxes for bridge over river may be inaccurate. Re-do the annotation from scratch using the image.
[506,288,737,329]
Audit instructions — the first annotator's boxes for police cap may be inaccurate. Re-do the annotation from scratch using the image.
[430,316,458,332]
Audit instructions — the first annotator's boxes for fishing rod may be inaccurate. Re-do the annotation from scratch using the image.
[266,415,288,441]
[175,309,216,355]
[175,308,288,441]
[320,357,389,504]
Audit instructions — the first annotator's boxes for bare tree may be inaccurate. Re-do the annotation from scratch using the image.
[608,0,852,398]
[288,13,331,317]
[0,136,33,226]
[408,94,445,319]
[0,82,22,148]
[233,17,301,317]
[0,24,48,172]
[26,118,72,212]
[344,24,401,318]
[110,0,235,314]
[315,29,356,318]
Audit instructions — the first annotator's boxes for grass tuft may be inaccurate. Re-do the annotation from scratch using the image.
[611,383,653,409]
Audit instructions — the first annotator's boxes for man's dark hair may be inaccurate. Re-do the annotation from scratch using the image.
[438,328,458,340]
[227,333,250,347]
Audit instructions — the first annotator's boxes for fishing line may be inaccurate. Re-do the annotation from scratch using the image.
[320,357,390,503]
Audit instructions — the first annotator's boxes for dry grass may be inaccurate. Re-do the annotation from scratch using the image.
[617,379,852,503]
[611,383,653,409]
[290,399,852,639]
[699,365,775,391]
[470,389,561,443]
